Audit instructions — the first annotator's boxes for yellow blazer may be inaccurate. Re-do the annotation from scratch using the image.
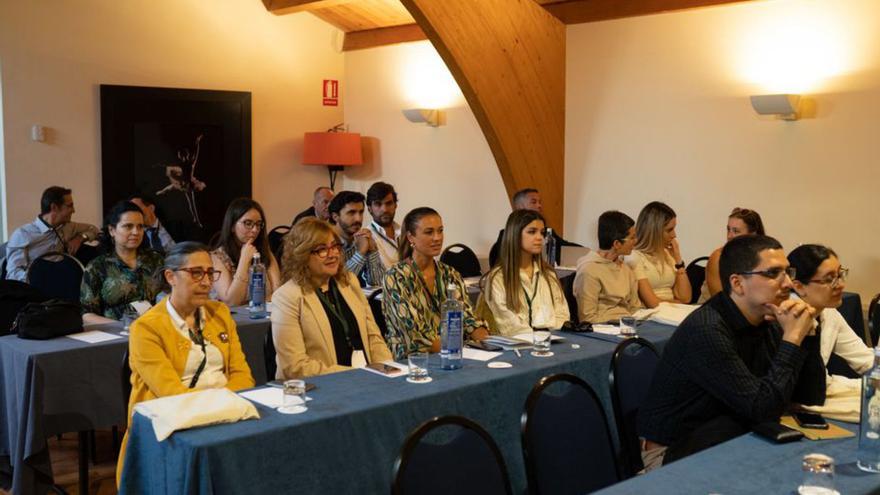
[116,298,255,485]
[271,272,393,378]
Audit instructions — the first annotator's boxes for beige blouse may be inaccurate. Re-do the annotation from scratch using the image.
[626,249,676,301]
[485,263,570,336]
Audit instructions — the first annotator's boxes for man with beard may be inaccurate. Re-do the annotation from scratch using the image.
[638,235,817,470]
[329,191,385,287]
[366,182,400,270]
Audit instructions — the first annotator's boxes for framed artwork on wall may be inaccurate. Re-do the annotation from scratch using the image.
[100,85,252,244]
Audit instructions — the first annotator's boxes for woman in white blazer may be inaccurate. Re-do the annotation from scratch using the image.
[271,218,392,378]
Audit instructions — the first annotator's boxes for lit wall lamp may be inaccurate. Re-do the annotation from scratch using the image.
[750,94,801,121]
[402,108,444,127]
[302,125,363,190]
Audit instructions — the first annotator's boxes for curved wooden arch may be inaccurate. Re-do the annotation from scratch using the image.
[399,0,566,233]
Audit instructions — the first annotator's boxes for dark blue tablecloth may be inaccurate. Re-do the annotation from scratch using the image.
[595,421,880,494]
[119,323,675,495]
[0,310,270,495]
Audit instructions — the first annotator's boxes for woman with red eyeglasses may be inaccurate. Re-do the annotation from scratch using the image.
[271,218,392,379]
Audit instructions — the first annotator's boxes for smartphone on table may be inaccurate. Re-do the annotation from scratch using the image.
[793,412,829,430]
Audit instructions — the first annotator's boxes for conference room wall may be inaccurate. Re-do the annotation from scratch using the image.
[340,41,511,257]
[0,0,345,238]
[565,0,880,300]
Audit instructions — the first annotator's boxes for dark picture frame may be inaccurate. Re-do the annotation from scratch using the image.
[100,85,252,243]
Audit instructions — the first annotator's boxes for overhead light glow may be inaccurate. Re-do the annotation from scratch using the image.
[400,43,465,109]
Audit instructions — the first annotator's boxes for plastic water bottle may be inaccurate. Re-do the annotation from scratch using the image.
[248,253,267,319]
[544,228,557,267]
[440,282,463,370]
[858,347,880,472]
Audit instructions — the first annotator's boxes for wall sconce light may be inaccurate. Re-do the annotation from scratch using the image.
[402,108,444,127]
[302,126,363,190]
[750,94,801,121]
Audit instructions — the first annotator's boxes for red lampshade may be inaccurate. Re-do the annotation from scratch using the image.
[302,132,363,167]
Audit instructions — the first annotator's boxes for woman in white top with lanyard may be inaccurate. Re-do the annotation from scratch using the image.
[626,201,692,308]
[484,209,569,336]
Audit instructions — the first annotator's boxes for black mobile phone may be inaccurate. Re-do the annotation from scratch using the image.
[793,412,829,430]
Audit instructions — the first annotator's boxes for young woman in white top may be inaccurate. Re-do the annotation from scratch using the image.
[702,208,765,301]
[485,210,569,336]
[626,201,691,308]
[788,244,872,394]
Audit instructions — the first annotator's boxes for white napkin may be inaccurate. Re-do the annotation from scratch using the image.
[134,388,260,441]
[634,302,698,326]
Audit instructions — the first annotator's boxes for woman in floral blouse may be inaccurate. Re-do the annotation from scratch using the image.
[382,207,489,359]
[81,201,163,324]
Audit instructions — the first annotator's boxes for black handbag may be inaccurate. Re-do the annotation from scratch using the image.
[13,299,83,340]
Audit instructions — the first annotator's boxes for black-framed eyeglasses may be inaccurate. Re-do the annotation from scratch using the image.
[737,266,796,281]
[311,243,342,259]
[239,219,265,231]
[176,267,222,282]
[809,267,849,288]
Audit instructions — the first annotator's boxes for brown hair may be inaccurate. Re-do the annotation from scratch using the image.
[397,207,440,261]
[729,207,765,235]
[280,218,349,291]
[217,197,272,266]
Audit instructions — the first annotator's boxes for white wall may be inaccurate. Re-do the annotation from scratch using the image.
[566,0,880,299]
[0,0,345,235]
[341,42,510,256]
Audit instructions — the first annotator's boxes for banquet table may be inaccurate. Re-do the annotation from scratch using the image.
[0,308,271,495]
[119,323,675,495]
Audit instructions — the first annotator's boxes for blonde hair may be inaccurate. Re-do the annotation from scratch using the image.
[634,201,676,255]
[280,217,349,291]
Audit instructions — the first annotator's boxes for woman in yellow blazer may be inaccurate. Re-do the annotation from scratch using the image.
[272,217,392,378]
[117,241,254,484]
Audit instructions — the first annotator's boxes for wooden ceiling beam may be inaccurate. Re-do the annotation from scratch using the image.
[543,0,755,24]
[262,0,354,15]
[343,24,426,51]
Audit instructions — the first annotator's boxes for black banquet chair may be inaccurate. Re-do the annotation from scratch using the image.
[609,337,661,478]
[685,256,709,304]
[367,288,388,342]
[521,373,621,494]
[440,243,482,278]
[264,329,277,383]
[392,415,512,495]
[559,272,579,324]
[267,225,291,263]
[26,251,85,303]
[868,293,880,348]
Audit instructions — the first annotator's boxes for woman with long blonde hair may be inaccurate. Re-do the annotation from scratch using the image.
[626,201,691,308]
[485,210,569,335]
[271,218,391,378]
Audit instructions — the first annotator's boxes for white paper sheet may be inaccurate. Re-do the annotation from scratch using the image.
[239,387,311,409]
[462,347,502,361]
[511,332,565,343]
[591,324,623,336]
[130,300,152,315]
[66,330,123,343]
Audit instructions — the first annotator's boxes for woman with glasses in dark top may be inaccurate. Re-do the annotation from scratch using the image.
[702,207,766,301]
[271,218,392,378]
[211,197,281,305]
[117,241,254,484]
[788,244,872,406]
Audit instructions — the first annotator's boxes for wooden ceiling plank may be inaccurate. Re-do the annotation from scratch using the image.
[544,0,755,24]
[343,24,426,51]
[263,0,355,15]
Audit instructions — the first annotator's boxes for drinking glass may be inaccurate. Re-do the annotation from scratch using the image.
[278,379,308,414]
[407,352,430,382]
[122,307,139,333]
[619,316,637,337]
[532,329,553,357]
[798,453,839,495]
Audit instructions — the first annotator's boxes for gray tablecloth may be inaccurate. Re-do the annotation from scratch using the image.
[119,324,674,494]
[0,309,270,495]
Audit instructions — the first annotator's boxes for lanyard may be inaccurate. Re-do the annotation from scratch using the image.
[186,310,207,389]
[371,223,398,250]
[315,280,357,351]
[412,260,444,314]
[521,267,540,327]
[40,216,68,252]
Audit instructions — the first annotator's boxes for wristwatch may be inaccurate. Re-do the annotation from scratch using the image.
[674,261,686,270]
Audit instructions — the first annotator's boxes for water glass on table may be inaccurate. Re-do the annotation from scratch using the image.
[619,316,637,338]
[122,307,139,333]
[278,379,308,414]
[531,329,553,357]
[798,453,838,495]
[407,352,430,383]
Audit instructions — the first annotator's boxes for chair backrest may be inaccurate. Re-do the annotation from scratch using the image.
[521,374,620,494]
[393,416,512,495]
[869,292,880,347]
[439,243,482,278]
[366,288,388,341]
[0,280,49,336]
[26,251,85,303]
[264,328,277,382]
[685,256,709,304]
[121,348,132,417]
[267,225,291,263]
[609,337,661,478]
[559,273,578,324]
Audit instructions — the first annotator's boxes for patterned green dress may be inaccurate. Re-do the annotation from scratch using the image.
[381,259,485,359]
[80,250,164,319]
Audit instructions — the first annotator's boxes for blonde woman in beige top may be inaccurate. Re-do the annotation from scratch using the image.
[575,211,641,323]
[626,201,691,308]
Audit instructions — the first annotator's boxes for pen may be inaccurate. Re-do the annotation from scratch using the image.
[514,349,522,358]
